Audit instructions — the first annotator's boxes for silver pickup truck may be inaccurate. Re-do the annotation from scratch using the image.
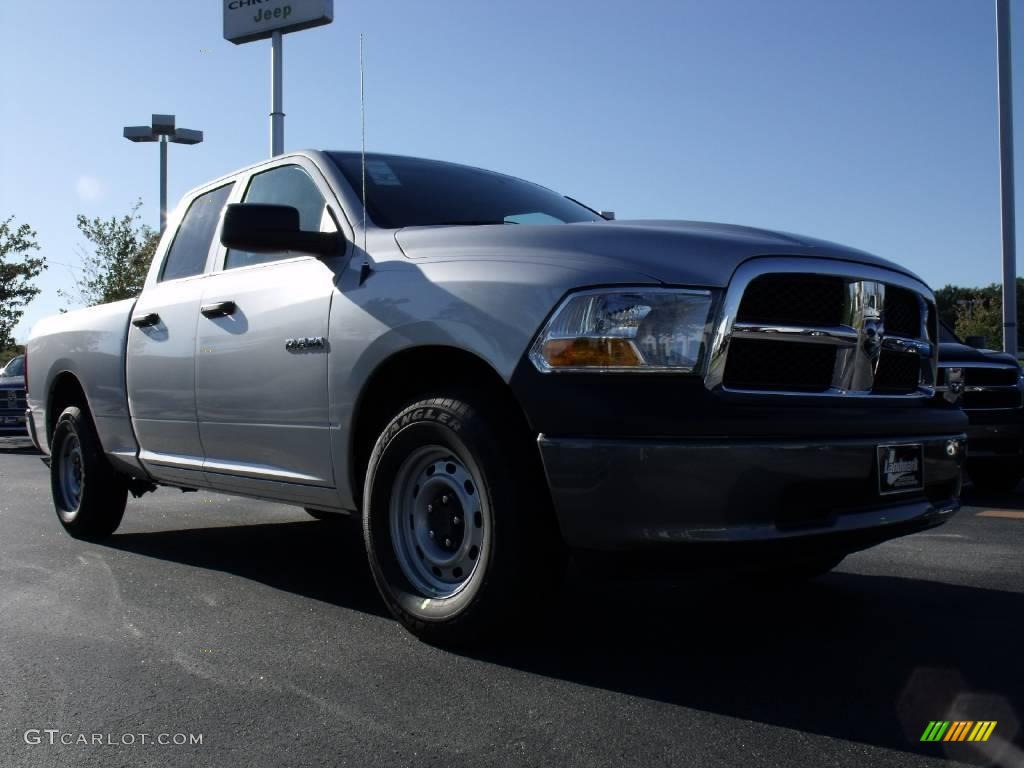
[27,150,966,644]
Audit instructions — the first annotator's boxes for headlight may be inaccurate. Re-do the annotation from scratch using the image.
[529,288,718,373]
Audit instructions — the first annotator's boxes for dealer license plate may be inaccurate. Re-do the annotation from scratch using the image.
[877,443,924,495]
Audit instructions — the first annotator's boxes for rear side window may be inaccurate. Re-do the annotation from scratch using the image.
[159,183,234,282]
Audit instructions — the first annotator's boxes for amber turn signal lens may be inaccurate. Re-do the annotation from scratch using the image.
[541,338,642,368]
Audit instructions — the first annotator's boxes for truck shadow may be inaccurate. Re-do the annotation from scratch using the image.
[494,568,1023,763]
[104,521,1022,762]
[107,518,389,619]
[961,484,1024,512]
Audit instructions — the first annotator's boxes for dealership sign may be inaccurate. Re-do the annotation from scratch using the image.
[224,0,333,45]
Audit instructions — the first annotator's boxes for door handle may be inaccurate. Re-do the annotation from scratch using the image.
[131,312,160,328]
[200,301,237,318]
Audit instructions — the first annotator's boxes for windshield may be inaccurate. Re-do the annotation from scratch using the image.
[1,356,24,377]
[328,152,602,229]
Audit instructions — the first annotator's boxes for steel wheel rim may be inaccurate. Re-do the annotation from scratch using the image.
[389,446,487,598]
[59,430,84,519]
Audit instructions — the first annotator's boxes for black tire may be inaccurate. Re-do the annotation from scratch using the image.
[50,405,128,540]
[968,461,1023,496]
[363,395,565,646]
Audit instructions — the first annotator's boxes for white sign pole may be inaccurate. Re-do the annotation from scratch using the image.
[271,30,284,156]
[997,0,1018,355]
[223,1,333,158]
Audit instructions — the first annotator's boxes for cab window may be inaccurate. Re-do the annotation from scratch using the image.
[159,183,234,282]
[225,165,337,270]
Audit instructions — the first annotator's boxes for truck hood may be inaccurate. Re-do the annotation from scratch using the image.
[938,342,1020,367]
[395,219,925,288]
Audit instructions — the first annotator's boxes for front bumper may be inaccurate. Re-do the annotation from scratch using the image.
[0,409,27,434]
[539,433,964,552]
[25,407,41,450]
[963,408,1024,460]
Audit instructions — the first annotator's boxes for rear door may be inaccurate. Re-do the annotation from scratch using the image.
[195,160,346,490]
[126,182,234,485]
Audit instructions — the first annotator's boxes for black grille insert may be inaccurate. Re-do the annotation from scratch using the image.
[964,367,1019,387]
[736,275,845,327]
[964,390,1022,409]
[723,339,835,392]
[884,287,921,338]
[872,352,921,393]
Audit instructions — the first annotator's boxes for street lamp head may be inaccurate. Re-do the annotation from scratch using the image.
[151,114,176,136]
[170,128,204,145]
[123,126,158,142]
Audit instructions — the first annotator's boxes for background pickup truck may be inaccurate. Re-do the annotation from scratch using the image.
[27,149,966,644]
[0,354,28,434]
[937,322,1024,494]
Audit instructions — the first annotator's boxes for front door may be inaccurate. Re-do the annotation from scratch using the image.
[195,162,344,489]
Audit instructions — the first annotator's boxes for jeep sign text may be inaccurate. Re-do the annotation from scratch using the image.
[223,0,333,45]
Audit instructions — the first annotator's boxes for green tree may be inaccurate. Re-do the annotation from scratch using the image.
[934,284,978,330]
[954,290,1004,348]
[0,217,47,350]
[60,200,160,308]
[0,344,25,368]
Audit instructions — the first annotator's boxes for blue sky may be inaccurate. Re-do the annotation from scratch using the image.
[1,0,1021,340]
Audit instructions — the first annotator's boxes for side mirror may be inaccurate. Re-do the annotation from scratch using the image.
[964,335,987,349]
[220,203,342,257]
[599,210,616,220]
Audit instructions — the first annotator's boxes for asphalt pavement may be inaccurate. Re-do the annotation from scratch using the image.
[1,435,1022,768]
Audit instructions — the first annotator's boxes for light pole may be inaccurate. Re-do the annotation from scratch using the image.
[997,0,1018,355]
[123,114,203,234]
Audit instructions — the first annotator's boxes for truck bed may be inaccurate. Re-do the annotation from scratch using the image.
[27,298,141,474]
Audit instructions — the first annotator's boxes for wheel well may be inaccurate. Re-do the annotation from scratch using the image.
[350,346,534,506]
[46,372,89,447]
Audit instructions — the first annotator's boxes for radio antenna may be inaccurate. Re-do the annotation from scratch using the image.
[359,33,367,257]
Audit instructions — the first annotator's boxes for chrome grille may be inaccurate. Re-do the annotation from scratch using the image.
[706,259,937,398]
[938,364,1021,410]
[2,388,25,409]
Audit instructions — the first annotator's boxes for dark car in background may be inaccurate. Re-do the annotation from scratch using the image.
[938,325,1024,494]
[0,355,27,435]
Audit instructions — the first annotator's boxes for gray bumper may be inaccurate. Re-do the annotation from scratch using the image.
[25,407,42,451]
[538,434,964,552]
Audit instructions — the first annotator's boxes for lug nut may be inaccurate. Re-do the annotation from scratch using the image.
[427,504,433,513]
[442,495,449,504]
[428,530,435,539]
[444,538,452,547]
[453,516,461,525]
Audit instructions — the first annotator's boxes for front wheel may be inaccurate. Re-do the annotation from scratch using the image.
[50,405,128,539]
[363,395,564,646]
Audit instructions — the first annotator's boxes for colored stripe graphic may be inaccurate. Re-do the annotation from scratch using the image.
[945,721,971,741]
[922,721,997,742]
[921,721,950,741]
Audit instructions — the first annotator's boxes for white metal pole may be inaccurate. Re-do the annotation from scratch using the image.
[271,30,284,156]
[159,136,168,235]
[997,0,1018,355]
